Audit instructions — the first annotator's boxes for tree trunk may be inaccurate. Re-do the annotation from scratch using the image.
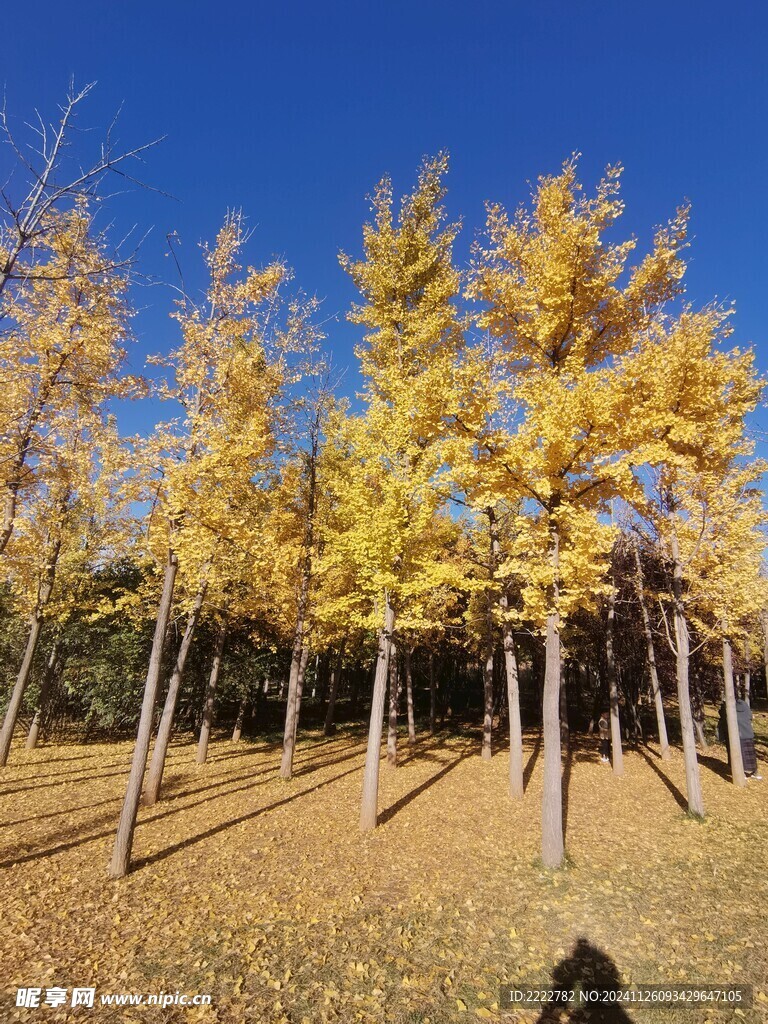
[323,646,344,736]
[503,617,524,799]
[279,629,307,779]
[743,637,751,707]
[0,613,44,766]
[541,521,564,868]
[109,548,178,878]
[405,648,416,745]
[482,626,494,761]
[722,624,746,787]
[387,637,399,766]
[670,531,705,817]
[26,636,63,750]
[291,646,310,754]
[232,696,248,742]
[429,651,437,735]
[559,665,569,750]
[360,594,394,831]
[196,621,227,765]
[605,584,624,776]
[143,577,208,805]
[632,540,670,758]
[0,531,61,766]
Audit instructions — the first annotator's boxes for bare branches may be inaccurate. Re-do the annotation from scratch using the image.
[0,80,166,302]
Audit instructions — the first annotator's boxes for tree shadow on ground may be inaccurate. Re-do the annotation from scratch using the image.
[636,748,687,810]
[0,741,367,867]
[697,752,731,782]
[378,747,475,825]
[132,762,363,871]
[562,742,573,839]
[533,936,634,1022]
[523,730,542,790]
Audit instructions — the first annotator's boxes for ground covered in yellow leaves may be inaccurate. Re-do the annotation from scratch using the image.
[1,711,767,1023]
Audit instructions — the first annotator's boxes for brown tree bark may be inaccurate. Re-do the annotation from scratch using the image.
[632,539,670,758]
[722,624,746,787]
[291,646,310,752]
[405,648,416,746]
[605,584,624,776]
[231,697,248,743]
[196,620,228,765]
[670,530,705,817]
[541,519,564,868]
[482,624,494,761]
[360,594,394,831]
[429,651,437,736]
[109,548,178,878]
[387,638,399,766]
[0,533,61,766]
[26,636,64,749]
[143,577,208,806]
[323,646,344,736]
[743,637,751,707]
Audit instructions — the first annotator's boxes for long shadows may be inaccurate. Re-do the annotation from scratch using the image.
[132,762,363,871]
[378,747,474,826]
[523,730,543,790]
[636,748,687,810]
[0,740,366,868]
[562,742,573,840]
[697,752,731,782]
[534,936,634,1022]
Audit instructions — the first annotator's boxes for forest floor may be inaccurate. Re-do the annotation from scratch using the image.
[0,706,767,1024]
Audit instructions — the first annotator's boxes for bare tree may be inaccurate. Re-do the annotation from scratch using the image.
[0,79,164,304]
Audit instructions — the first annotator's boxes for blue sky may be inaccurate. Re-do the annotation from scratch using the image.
[3,1,768,443]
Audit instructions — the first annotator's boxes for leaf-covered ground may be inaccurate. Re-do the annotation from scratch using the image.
[1,709,767,1023]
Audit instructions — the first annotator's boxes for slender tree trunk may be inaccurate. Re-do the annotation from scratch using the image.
[143,578,208,805]
[503,617,523,799]
[541,520,564,868]
[482,625,494,761]
[196,621,228,765]
[722,624,746,787]
[387,637,399,766]
[280,415,320,776]
[405,648,416,745]
[360,594,394,830]
[232,697,248,742]
[0,531,61,766]
[280,623,308,779]
[429,651,437,735]
[109,548,178,878]
[670,531,705,817]
[605,584,624,776]
[632,540,670,758]
[559,666,569,750]
[743,637,751,707]
[0,613,44,766]
[26,636,63,749]
[291,646,310,753]
[323,646,344,736]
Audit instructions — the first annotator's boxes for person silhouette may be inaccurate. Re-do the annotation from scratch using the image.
[536,936,634,1023]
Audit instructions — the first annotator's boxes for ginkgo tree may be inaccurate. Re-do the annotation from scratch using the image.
[0,408,124,765]
[0,206,135,556]
[464,158,690,867]
[333,153,469,829]
[625,303,764,815]
[109,214,296,877]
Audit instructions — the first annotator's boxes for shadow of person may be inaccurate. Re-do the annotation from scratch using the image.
[535,936,634,1023]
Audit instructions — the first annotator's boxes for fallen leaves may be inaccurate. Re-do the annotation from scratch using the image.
[0,715,766,1022]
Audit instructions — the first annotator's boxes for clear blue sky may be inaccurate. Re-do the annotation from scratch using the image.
[3,0,768,442]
